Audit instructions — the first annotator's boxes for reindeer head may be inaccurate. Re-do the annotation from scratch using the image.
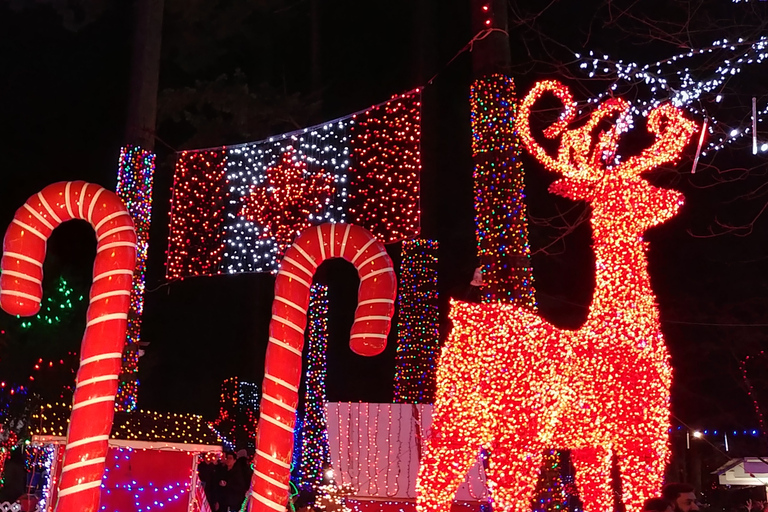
[515,80,698,231]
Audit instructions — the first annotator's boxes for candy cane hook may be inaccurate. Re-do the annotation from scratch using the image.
[0,181,137,512]
[248,223,396,512]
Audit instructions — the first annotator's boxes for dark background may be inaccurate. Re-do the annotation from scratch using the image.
[0,0,767,452]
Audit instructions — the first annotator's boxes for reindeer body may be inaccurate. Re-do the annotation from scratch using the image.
[417,81,696,512]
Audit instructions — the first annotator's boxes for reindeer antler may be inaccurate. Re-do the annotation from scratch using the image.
[515,80,577,174]
[517,80,698,184]
[515,80,631,182]
[615,103,698,178]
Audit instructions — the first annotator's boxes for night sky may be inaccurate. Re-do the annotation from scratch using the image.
[1,0,767,438]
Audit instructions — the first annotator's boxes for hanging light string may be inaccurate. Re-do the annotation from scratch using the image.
[575,36,768,157]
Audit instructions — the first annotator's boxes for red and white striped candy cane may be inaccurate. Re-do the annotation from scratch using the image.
[0,181,137,512]
[248,223,396,512]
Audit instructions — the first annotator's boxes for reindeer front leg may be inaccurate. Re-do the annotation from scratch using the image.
[417,400,485,512]
[485,407,546,512]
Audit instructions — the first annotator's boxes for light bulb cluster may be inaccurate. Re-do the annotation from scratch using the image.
[0,384,27,483]
[0,430,18,484]
[293,284,331,490]
[15,276,84,330]
[166,91,421,279]
[27,352,77,400]
[326,403,425,497]
[31,403,220,445]
[740,351,768,438]
[25,442,56,511]
[470,75,536,307]
[533,450,566,512]
[393,240,439,404]
[477,2,493,27]
[346,499,488,512]
[209,377,260,451]
[346,91,422,245]
[417,81,697,512]
[575,37,768,157]
[317,482,356,512]
[115,144,156,412]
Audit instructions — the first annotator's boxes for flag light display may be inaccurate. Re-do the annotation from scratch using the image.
[471,75,535,307]
[115,145,156,412]
[166,91,421,279]
[392,239,439,403]
[416,80,697,512]
[294,284,332,489]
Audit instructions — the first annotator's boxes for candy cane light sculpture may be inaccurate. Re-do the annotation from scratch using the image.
[0,181,137,512]
[248,223,397,512]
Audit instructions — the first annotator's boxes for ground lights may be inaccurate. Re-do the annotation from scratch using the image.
[416,81,697,512]
[166,91,421,279]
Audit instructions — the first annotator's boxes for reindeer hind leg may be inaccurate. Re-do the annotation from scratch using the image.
[571,446,613,512]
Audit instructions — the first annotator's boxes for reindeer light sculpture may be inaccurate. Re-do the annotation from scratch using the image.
[416,80,697,512]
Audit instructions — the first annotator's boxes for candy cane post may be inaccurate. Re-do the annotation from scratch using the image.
[248,223,396,512]
[0,181,137,512]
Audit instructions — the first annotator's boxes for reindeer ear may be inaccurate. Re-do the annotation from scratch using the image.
[548,177,594,200]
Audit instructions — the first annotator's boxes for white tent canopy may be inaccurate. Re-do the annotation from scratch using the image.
[715,458,768,487]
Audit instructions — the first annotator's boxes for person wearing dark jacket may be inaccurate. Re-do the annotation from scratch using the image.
[234,449,252,490]
[215,451,248,512]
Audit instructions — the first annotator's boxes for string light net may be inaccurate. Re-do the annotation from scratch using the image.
[575,37,768,157]
[31,402,220,445]
[471,75,535,307]
[115,144,155,412]
[393,240,439,404]
[533,450,567,512]
[38,442,217,512]
[293,284,331,490]
[166,91,421,279]
[416,80,697,512]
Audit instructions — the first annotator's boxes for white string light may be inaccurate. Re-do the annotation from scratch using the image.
[575,36,768,158]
